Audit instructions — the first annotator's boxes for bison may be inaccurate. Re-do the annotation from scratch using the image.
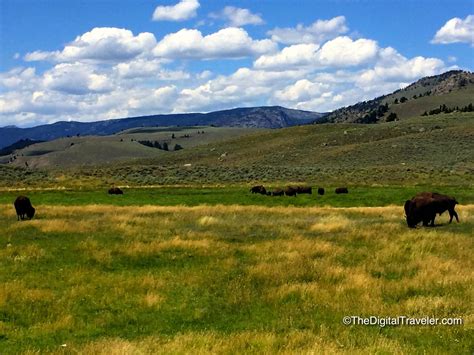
[14,196,35,221]
[335,187,348,194]
[295,186,312,194]
[250,185,267,195]
[271,188,284,196]
[284,186,298,197]
[405,192,459,228]
[416,192,459,224]
[317,187,325,195]
[108,187,123,195]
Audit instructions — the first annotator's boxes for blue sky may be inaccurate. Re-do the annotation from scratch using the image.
[0,0,473,127]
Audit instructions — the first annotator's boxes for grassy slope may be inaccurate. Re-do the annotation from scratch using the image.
[91,113,473,187]
[386,85,474,120]
[0,113,472,187]
[1,204,472,353]
[4,127,264,169]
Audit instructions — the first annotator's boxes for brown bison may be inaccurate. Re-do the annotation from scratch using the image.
[14,196,35,221]
[317,187,325,195]
[272,188,284,196]
[295,186,312,194]
[250,185,267,195]
[108,187,123,195]
[284,186,298,196]
[335,187,348,194]
[405,192,459,228]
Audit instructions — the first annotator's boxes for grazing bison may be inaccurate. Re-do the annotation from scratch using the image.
[317,187,325,195]
[14,196,35,221]
[284,186,298,197]
[250,185,267,195]
[295,186,312,194]
[405,192,459,228]
[108,187,123,195]
[335,187,349,194]
[272,188,284,196]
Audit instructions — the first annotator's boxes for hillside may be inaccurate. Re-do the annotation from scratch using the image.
[1,112,472,187]
[320,70,474,123]
[0,106,324,149]
[1,126,264,169]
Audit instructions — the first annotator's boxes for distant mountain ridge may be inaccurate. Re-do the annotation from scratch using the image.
[319,70,474,124]
[0,106,325,149]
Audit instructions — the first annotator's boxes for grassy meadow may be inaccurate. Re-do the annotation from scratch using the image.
[0,193,473,353]
[0,112,473,353]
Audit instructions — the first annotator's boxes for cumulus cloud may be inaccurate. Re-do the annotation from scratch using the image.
[432,15,474,46]
[0,67,38,89]
[25,27,156,63]
[254,36,378,70]
[153,27,277,59]
[268,16,348,44]
[211,6,264,26]
[274,79,331,102]
[254,43,320,70]
[152,0,200,21]
[317,36,378,67]
[43,63,113,95]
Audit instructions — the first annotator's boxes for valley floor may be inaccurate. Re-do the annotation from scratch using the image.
[0,201,472,353]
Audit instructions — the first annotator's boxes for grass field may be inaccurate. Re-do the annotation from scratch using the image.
[0,186,473,208]
[1,202,472,353]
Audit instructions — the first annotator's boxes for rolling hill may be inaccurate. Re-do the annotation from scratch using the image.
[1,112,472,187]
[1,126,265,168]
[320,70,474,123]
[0,106,324,149]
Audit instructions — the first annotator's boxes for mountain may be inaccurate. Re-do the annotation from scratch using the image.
[319,70,474,124]
[0,106,325,149]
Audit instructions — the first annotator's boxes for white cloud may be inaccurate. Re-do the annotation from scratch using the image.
[274,79,331,102]
[153,27,277,59]
[254,43,320,70]
[432,15,474,46]
[173,66,309,112]
[0,67,38,89]
[317,36,378,67]
[254,36,378,70]
[43,63,113,95]
[212,6,264,26]
[268,16,348,44]
[25,27,156,63]
[152,0,200,21]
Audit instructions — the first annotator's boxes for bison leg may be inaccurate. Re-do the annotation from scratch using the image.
[449,209,459,223]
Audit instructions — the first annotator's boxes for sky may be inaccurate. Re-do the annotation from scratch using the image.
[0,0,473,128]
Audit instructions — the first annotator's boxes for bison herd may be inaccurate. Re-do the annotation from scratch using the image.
[12,187,460,229]
[250,185,343,197]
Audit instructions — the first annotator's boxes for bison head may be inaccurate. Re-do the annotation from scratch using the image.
[27,206,35,219]
[404,200,417,228]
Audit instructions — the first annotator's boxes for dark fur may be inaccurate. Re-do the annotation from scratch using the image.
[317,187,325,195]
[335,187,348,194]
[405,192,459,228]
[295,186,312,194]
[271,188,284,196]
[108,187,124,195]
[250,185,267,195]
[14,196,35,221]
[284,186,297,196]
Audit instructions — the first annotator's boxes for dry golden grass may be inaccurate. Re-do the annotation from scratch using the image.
[1,203,472,353]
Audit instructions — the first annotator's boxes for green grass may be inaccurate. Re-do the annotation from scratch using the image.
[0,185,473,208]
[0,203,472,353]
